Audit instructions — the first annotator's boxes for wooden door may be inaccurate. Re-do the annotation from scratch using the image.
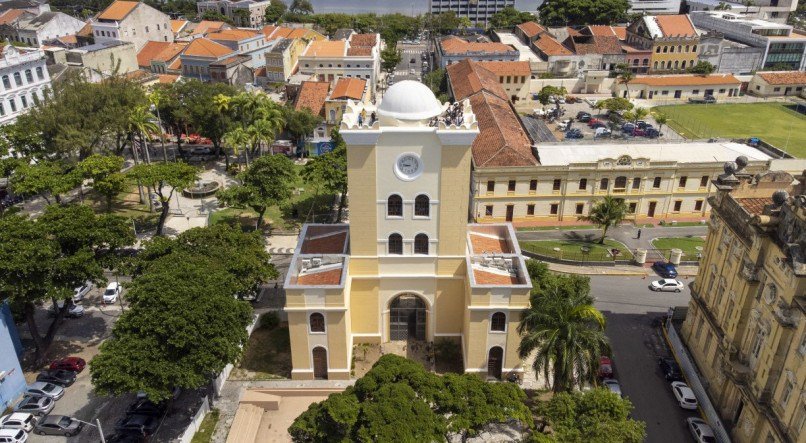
[648,201,656,217]
[505,205,514,222]
[488,347,503,380]
[312,347,328,380]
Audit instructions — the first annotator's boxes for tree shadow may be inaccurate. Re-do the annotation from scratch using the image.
[561,230,599,242]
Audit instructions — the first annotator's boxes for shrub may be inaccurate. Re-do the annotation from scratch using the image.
[260,311,280,330]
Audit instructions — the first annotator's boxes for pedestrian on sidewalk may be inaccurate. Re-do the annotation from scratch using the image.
[637,228,642,239]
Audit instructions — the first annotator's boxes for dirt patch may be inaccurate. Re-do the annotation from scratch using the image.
[352,344,382,378]
[229,325,291,380]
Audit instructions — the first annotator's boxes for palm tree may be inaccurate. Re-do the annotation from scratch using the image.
[742,0,756,13]
[247,119,276,160]
[213,93,232,114]
[617,64,635,98]
[654,112,668,137]
[128,106,159,206]
[578,196,628,244]
[518,287,609,392]
[223,127,251,170]
[148,89,169,162]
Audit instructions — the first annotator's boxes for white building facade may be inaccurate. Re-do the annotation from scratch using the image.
[92,1,173,52]
[0,45,49,125]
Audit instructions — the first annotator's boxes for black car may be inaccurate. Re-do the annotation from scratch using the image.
[37,369,77,387]
[115,414,160,436]
[106,431,147,442]
[126,399,167,418]
[576,111,591,121]
[658,357,683,381]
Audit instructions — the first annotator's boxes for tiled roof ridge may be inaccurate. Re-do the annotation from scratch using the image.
[473,91,536,168]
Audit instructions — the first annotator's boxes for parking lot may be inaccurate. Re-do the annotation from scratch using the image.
[591,275,702,442]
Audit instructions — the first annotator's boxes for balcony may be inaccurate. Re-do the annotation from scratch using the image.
[722,353,752,385]
[772,301,798,328]
[740,262,760,282]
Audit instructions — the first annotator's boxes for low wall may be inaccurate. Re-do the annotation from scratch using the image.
[177,396,211,443]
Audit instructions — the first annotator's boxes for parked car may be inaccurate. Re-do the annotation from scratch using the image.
[126,399,167,418]
[658,357,683,381]
[686,417,716,443]
[621,122,635,133]
[587,118,604,127]
[73,282,93,302]
[409,58,416,63]
[33,415,83,437]
[0,429,27,443]
[188,147,212,156]
[589,121,607,129]
[602,379,622,397]
[671,381,699,410]
[645,128,661,138]
[597,356,613,379]
[115,415,160,436]
[25,382,64,400]
[594,127,612,138]
[103,282,121,303]
[650,279,684,292]
[565,129,584,139]
[13,396,54,417]
[652,261,678,278]
[105,432,146,443]
[576,111,591,119]
[49,356,86,373]
[36,369,77,387]
[631,127,647,137]
[688,95,716,104]
[0,413,36,432]
[48,302,84,319]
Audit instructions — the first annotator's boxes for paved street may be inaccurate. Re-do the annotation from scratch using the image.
[591,275,696,443]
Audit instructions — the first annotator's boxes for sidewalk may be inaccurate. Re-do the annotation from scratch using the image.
[547,262,699,277]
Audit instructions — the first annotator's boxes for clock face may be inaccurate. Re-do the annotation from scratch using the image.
[394,153,423,180]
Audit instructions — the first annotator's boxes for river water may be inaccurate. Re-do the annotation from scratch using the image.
[281,0,542,15]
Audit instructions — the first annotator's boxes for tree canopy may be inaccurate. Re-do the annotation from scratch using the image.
[687,60,716,75]
[127,162,199,236]
[534,389,646,442]
[489,6,536,29]
[595,97,633,113]
[578,196,628,244]
[289,355,533,442]
[302,130,347,221]
[264,0,287,22]
[539,0,630,26]
[537,86,567,105]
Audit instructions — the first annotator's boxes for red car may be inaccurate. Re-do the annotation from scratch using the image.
[597,356,613,379]
[50,357,86,373]
[587,118,604,127]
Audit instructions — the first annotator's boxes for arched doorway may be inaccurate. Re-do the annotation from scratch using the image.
[487,346,503,380]
[312,347,328,380]
[389,294,427,341]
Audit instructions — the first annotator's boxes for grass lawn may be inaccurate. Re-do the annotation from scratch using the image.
[651,236,705,259]
[81,184,159,233]
[521,239,633,261]
[190,409,219,443]
[229,324,291,380]
[652,103,806,157]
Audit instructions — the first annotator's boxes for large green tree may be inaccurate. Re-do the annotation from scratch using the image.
[537,86,567,106]
[10,160,80,205]
[0,205,134,361]
[217,154,297,228]
[264,0,287,22]
[577,196,628,244]
[289,354,533,442]
[534,388,646,442]
[302,130,347,221]
[687,60,716,75]
[76,154,126,212]
[284,107,323,153]
[127,162,199,236]
[595,97,633,114]
[489,6,536,28]
[381,42,402,75]
[538,0,630,26]
[518,260,609,392]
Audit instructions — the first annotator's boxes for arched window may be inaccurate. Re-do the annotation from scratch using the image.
[388,233,402,255]
[387,194,402,217]
[653,61,658,69]
[490,312,506,332]
[614,176,627,189]
[414,234,429,255]
[681,60,687,69]
[309,313,325,332]
[600,178,609,190]
[13,72,21,86]
[414,194,429,217]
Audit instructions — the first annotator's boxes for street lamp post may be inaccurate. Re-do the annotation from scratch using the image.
[73,418,106,443]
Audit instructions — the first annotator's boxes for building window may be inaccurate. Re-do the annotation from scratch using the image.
[614,176,627,189]
[552,179,561,190]
[527,204,535,215]
[388,233,402,254]
[414,194,430,217]
[692,45,697,52]
[8,99,16,112]
[529,179,537,191]
[579,178,587,190]
[24,69,32,83]
[673,200,682,212]
[632,177,641,190]
[700,175,709,187]
[550,203,559,215]
[508,180,516,192]
[600,178,609,190]
[13,72,21,87]
[679,176,687,188]
[387,194,402,217]
[414,234,429,255]
[490,312,506,332]
[628,202,637,213]
[309,313,325,332]
[2,75,9,89]
[35,66,43,80]
[781,380,794,408]
[653,177,661,188]
[695,200,703,211]
[20,95,27,108]
[0,102,4,116]
[575,203,584,214]
[486,180,495,193]
[485,205,493,216]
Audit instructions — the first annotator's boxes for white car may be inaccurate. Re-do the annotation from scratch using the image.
[0,429,27,443]
[73,282,93,301]
[671,381,698,410]
[0,413,36,432]
[686,417,716,443]
[650,279,685,292]
[102,282,121,303]
[25,382,64,401]
[602,379,622,397]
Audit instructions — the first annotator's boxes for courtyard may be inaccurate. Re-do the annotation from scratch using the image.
[652,102,806,157]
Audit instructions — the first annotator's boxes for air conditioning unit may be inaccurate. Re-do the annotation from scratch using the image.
[301,259,311,269]
[311,258,322,268]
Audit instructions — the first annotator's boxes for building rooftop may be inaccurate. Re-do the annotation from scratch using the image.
[303,40,345,57]
[348,33,377,47]
[466,224,531,288]
[516,21,546,38]
[286,225,349,288]
[756,71,806,85]
[736,197,774,216]
[440,37,516,55]
[97,0,138,21]
[170,19,188,34]
[535,141,771,166]
[208,29,260,41]
[294,81,330,116]
[330,77,366,100]
[447,59,507,102]
[532,32,573,56]
[183,38,234,58]
[470,91,537,168]
[137,41,186,68]
[654,14,697,37]
[191,20,227,35]
[476,61,531,77]
[299,225,349,254]
[0,9,29,25]
[565,34,623,55]
[630,74,740,86]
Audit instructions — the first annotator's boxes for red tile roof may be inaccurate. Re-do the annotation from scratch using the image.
[469,234,511,254]
[440,37,514,55]
[565,35,623,55]
[756,71,806,85]
[170,19,188,34]
[0,9,29,25]
[737,198,773,216]
[473,268,520,285]
[303,40,345,57]
[532,33,572,56]
[477,61,531,77]
[183,38,234,58]
[158,74,179,83]
[137,41,186,68]
[347,46,372,56]
[631,74,740,87]
[516,21,545,38]
[612,26,627,40]
[300,227,348,254]
[470,91,538,168]
[330,77,366,100]
[192,20,227,35]
[208,29,259,41]
[587,25,617,37]
[348,33,377,47]
[446,59,507,102]
[98,0,138,21]
[296,267,343,285]
[295,81,330,116]
[654,15,697,38]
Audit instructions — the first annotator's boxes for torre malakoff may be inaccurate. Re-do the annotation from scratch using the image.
[283,81,533,380]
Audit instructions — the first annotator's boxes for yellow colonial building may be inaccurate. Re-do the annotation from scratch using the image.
[681,163,806,443]
[283,80,532,380]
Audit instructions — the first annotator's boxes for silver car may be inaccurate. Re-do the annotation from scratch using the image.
[650,279,685,292]
[602,378,623,397]
[73,281,93,301]
[25,382,64,400]
[13,396,54,417]
[33,415,83,437]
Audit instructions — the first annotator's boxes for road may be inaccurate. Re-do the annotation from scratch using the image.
[590,275,697,443]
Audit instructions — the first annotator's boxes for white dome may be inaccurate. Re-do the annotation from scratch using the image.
[377,80,442,120]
